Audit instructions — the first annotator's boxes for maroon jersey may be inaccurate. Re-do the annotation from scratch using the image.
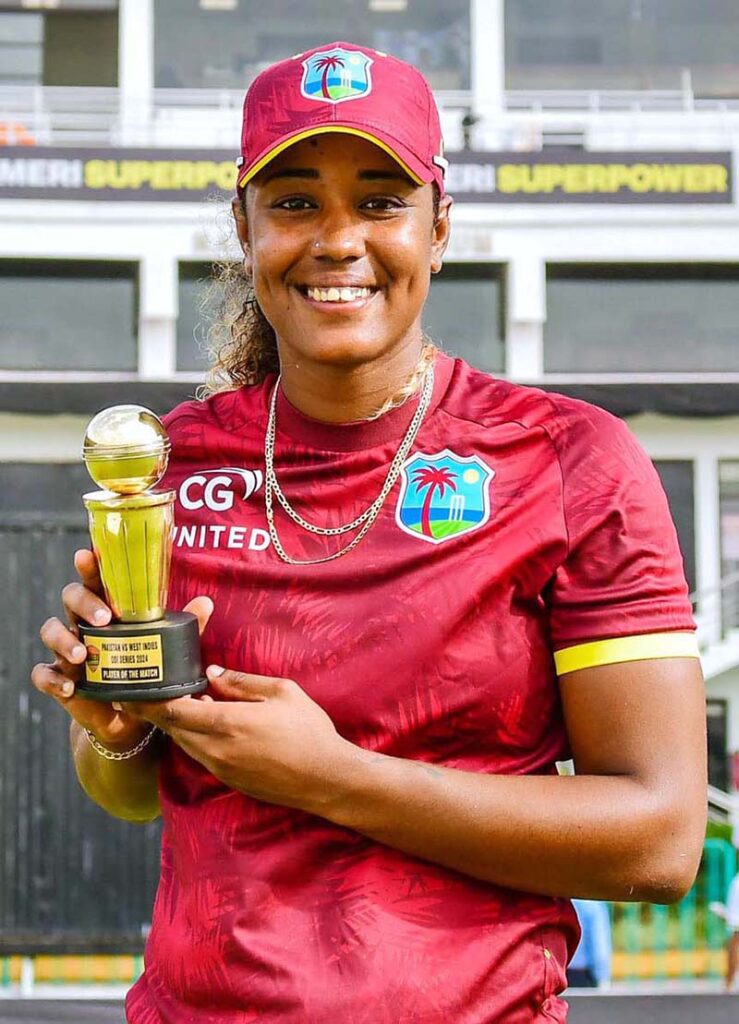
[126,353,696,1023]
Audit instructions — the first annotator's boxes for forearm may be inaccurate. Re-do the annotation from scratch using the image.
[70,721,163,823]
[320,744,700,903]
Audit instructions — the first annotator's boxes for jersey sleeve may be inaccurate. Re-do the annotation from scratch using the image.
[543,398,698,675]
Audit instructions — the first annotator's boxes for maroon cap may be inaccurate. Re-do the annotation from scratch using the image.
[236,41,447,195]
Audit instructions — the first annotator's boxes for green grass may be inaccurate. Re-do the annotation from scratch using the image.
[327,85,359,99]
[409,519,475,539]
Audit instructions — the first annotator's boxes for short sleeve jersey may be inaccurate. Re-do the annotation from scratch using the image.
[126,353,697,1024]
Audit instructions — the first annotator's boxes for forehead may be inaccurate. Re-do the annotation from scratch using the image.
[252,132,415,185]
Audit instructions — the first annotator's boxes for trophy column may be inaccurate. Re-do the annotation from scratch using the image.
[76,405,206,702]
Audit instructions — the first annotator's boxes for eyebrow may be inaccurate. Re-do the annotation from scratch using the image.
[261,167,414,185]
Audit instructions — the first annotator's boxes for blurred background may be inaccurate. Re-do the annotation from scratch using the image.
[1,0,739,1006]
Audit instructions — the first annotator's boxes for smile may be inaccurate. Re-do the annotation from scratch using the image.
[301,286,376,303]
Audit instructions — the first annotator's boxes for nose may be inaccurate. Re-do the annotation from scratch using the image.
[311,206,366,262]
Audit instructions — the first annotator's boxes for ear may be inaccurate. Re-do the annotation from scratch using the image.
[231,193,253,276]
[430,194,452,275]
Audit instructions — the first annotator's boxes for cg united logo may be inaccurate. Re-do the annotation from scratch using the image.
[395,450,494,545]
[301,47,373,104]
[178,467,263,512]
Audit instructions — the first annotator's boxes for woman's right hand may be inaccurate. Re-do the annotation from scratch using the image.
[31,548,149,751]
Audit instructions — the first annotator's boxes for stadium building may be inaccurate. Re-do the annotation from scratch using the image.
[1,0,739,980]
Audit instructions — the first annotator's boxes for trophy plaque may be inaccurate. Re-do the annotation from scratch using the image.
[76,405,206,702]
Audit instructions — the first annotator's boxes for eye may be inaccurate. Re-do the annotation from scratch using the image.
[273,196,315,211]
[361,195,407,213]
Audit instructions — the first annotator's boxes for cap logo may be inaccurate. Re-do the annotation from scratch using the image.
[301,47,373,104]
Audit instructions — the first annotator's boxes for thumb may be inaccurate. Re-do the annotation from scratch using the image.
[205,665,284,701]
[183,595,214,636]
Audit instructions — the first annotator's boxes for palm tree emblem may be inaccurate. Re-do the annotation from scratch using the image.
[412,466,458,538]
[313,55,345,99]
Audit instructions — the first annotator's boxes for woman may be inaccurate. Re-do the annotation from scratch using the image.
[33,42,706,1023]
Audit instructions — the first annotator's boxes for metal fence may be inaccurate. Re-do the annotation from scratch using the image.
[0,515,161,956]
[610,839,736,981]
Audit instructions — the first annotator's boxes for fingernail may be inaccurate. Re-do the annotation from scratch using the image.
[207,664,225,678]
[111,702,123,712]
[61,681,74,697]
[72,644,87,661]
[93,608,110,625]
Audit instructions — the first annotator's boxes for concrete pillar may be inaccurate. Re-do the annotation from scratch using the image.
[506,254,545,380]
[470,0,506,149]
[139,255,178,378]
[118,0,154,144]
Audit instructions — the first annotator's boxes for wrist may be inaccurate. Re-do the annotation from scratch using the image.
[90,719,153,754]
[303,738,375,822]
[308,739,391,827]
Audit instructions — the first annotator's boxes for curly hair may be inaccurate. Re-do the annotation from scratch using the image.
[200,184,442,399]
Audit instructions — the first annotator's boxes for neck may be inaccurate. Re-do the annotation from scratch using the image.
[276,336,426,423]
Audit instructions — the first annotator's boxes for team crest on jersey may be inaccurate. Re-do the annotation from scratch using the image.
[301,48,373,104]
[395,450,494,545]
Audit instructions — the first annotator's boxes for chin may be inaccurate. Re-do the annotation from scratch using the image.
[288,334,394,369]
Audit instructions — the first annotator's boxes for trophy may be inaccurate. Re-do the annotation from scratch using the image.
[76,405,206,702]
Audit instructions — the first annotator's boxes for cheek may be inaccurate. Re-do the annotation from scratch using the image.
[381,226,432,296]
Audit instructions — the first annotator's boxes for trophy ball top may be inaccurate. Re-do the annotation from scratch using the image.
[83,405,171,495]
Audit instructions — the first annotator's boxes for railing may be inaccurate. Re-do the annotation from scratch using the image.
[0,86,472,148]
[3,85,739,150]
[505,89,739,114]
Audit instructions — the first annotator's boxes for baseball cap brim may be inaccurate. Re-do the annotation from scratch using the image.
[237,123,434,190]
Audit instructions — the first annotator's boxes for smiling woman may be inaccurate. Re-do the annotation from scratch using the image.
[34,39,707,1024]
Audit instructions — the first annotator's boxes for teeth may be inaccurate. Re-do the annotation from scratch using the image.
[305,286,373,303]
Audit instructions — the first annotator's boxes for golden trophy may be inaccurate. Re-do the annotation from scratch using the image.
[76,405,206,702]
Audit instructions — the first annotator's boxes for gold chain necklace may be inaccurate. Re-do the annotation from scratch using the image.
[264,352,436,566]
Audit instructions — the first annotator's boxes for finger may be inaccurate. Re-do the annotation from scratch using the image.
[182,595,214,637]
[31,662,76,701]
[74,548,104,595]
[61,581,111,630]
[205,666,286,701]
[40,616,89,665]
[128,695,226,735]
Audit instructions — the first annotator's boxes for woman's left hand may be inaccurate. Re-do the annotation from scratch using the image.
[130,666,353,814]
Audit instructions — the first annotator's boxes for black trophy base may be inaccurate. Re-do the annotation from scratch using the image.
[77,611,206,702]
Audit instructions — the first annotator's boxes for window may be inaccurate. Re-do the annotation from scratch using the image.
[544,265,739,373]
[0,260,138,372]
[706,699,728,793]
[0,13,42,85]
[178,261,506,376]
[719,461,739,632]
[505,0,739,95]
[425,264,505,375]
[177,262,220,374]
[0,463,90,517]
[154,0,470,91]
[652,460,695,596]
[0,7,117,87]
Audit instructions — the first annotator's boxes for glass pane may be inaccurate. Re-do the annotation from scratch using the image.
[0,12,43,44]
[154,0,470,91]
[424,264,505,374]
[720,461,739,632]
[0,260,138,372]
[544,265,739,373]
[505,0,739,96]
[652,460,695,595]
[177,262,221,373]
[0,12,42,84]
